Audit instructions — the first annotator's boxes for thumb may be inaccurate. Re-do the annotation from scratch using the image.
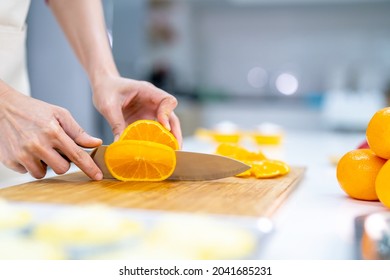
[157,97,178,131]
[103,108,126,141]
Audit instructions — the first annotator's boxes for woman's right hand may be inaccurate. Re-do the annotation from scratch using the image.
[0,84,103,180]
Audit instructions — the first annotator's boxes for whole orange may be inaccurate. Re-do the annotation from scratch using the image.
[375,159,390,208]
[366,107,390,159]
[336,149,386,201]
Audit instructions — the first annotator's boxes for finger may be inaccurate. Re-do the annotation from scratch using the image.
[48,112,101,179]
[28,143,69,174]
[97,102,126,141]
[57,132,103,180]
[40,149,71,175]
[2,160,28,174]
[22,157,47,179]
[57,108,102,148]
[169,112,182,148]
[12,149,47,178]
[157,96,178,132]
[108,111,126,141]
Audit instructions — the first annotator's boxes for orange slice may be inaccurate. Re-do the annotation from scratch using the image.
[253,134,282,145]
[105,140,176,181]
[251,160,290,179]
[119,120,179,150]
[215,143,291,179]
[235,166,252,177]
[212,133,241,143]
[215,143,266,161]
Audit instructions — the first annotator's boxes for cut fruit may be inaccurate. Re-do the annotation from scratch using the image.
[119,120,179,150]
[105,140,176,182]
[212,133,241,144]
[253,123,283,145]
[215,143,266,161]
[212,121,241,143]
[253,134,282,145]
[215,143,290,179]
[235,168,252,178]
[251,160,290,179]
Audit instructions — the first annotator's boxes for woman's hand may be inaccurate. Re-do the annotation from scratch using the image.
[0,86,103,180]
[92,75,182,146]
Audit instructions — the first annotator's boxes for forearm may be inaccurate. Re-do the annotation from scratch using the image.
[48,0,119,85]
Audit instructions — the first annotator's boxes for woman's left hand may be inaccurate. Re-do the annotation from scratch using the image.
[92,76,182,146]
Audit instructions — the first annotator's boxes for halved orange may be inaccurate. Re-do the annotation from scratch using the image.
[105,140,176,181]
[251,160,290,179]
[119,120,179,150]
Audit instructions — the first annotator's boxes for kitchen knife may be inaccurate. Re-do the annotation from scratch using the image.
[90,145,250,181]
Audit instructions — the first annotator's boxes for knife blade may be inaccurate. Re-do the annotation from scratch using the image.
[90,145,250,181]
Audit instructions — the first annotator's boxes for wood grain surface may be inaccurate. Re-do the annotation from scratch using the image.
[0,167,305,217]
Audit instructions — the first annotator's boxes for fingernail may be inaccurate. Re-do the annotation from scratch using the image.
[92,136,103,143]
[95,171,103,181]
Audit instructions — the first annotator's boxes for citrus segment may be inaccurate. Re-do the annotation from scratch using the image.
[251,160,290,179]
[253,123,283,145]
[366,107,390,159]
[215,143,266,161]
[253,134,282,145]
[105,140,176,182]
[336,149,385,201]
[235,161,253,177]
[212,133,241,143]
[119,120,179,150]
[211,121,241,143]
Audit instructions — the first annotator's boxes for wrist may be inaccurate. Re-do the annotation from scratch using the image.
[88,64,120,89]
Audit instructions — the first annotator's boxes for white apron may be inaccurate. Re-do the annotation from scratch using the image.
[0,0,31,180]
[0,0,31,95]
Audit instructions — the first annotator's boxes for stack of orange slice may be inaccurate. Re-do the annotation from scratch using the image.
[104,120,179,182]
[215,143,290,179]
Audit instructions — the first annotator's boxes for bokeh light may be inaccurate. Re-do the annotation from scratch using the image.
[247,67,268,89]
[275,73,299,95]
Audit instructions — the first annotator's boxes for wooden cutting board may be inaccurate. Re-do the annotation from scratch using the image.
[0,167,304,217]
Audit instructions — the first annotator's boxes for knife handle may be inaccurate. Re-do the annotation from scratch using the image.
[56,147,97,163]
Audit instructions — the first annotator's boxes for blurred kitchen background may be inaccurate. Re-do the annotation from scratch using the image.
[26,0,390,143]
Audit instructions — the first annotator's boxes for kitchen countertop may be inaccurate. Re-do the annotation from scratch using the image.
[0,129,385,259]
[183,130,386,259]
[256,130,385,259]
